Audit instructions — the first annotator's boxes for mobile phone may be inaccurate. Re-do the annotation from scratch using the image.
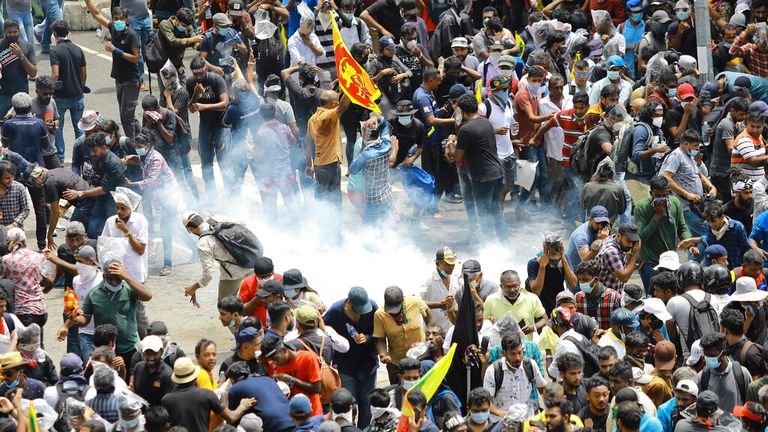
[518,319,526,329]
[414,408,422,422]
[480,336,490,354]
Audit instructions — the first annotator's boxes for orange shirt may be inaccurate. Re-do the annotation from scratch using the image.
[238,274,283,326]
[270,351,323,416]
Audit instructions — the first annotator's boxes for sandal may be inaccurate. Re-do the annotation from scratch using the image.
[159,267,173,276]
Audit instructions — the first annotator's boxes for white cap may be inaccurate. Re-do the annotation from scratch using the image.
[686,339,704,366]
[141,335,164,353]
[641,298,672,321]
[675,379,699,397]
[654,251,681,271]
[633,367,653,385]
[451,37,469,48]
[731,277,768,302]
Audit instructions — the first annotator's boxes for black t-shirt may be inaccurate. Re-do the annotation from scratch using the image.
[578,405,608,431]
[43,168,90,205]
[391,118,425,166]
[108,23,140,82]
[456,117,503,183]
[0,38,36,96]
[725,337,765,378]
[365,0,405,39]
[161,385,223,432]
[724,200,753,235]
[526,258,566,315]
[565,384,588,415]
[664,106,701,146]
[185,72,228,127]
[219,353,262,376]
[133,361,175,406]
[586,126,614,178]
[50,39,86,99]
[285,76,320,133]
[394,45,427,100]
[724,301,768,347]
[91,151,127,193]
[57,238,98,288]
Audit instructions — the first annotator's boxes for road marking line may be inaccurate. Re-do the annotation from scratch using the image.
[76,42,113,62]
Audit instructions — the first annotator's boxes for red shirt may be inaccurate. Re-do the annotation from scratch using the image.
[550,108,588,167]
[238,274,283,326]
[589,0,627,26]
[270,351,323,415]
[514,86,540,144]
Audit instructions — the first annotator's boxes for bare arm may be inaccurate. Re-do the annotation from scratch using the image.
[84,0,111,27]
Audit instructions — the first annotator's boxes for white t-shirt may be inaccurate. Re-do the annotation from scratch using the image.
[418,270,460,332]
[539,95,573,161]
[479,96,515,159]
[666,289,707,352]
[101,213,149,282]
[73,269,102,336]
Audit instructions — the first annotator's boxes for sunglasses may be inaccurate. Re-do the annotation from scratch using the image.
[574,71,590,77]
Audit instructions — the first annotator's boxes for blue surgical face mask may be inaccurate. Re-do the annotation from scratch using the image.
[6,373,19,390]
[676,10,689,21]
[176,24,187,32]
[113,20,127,32]
[688,149,700,157]
[104,135,112,146]
[105,281,122,292]
[398,116,413,126]
[120,418,140,431]
[284,288,297,299]
[632,12,644,21]
[470,411,491,424]
[705,355,720,369]
[527,82,541,96]
[607,70,621,81]
[136,148,148,157]
[667,88,678,98]
[228,319,237,329]
[580,281,594,294]
[402,379,417,390]
[723,42,732,48]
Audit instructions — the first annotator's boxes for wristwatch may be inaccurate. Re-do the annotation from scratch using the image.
[287,378,297,388]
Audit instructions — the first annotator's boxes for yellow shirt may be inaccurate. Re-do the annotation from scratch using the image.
[524,412,584,431]
[373,296,429,363]
[307,106,343,166]
[196,369,222,431]
[483,289,545,340]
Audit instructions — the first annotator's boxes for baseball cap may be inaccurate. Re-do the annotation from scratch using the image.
[147,321,168,336]
[283,269,308,289]
[294,305,319,328]
[384,286,404,315]
[654,251,680,271]
[60,353,84,376]
[610,308,637,326]
[331,388,356,412]
[686,339,704,366]
[255,279,284,297]
[238,413,263,432]
[588,39,603,57]
[490,74,511,89]
[632,367,653,385]
[678,83,696,100]
[29,165,44,180]
[589,205,610,223]
[181,210,199,227]
[703,244,728,265]
[436,247,458,265]
[498,55,516,68]
[651,10,671,23]
[606,55,625,69]
[75,245,97,262]
[141,335,164,353]
[730,12,747,27]
[451,37,469,48]
[654,340,676,369]
[555,290,576,306]
[751,101,768,116]
[735,76,753,89]
[253,257,274,276]
[66,221,86,237]
[212,12,232,26]
[618,223,641,242]
[462,259,481,273]
[379,36,396,49]
[260,334,285,359]
[236,326,260,346]
[675,379,699,397]
[734,403,768,423]
[449,84,469,100]
[228,0,245,15]
[347,286,372,314]
[641,297,672,321]
[697,391,719,418]
[289,395,313,415]
[264,74,281,93]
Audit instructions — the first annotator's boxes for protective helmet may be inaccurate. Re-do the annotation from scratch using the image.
[703,264,731,295]
[676,261,703,293]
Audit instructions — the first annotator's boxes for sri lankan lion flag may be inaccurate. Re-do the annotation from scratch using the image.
[330,11,381,113]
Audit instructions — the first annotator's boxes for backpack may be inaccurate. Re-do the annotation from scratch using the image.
[493,357,536,398]
[297,337,340,405]
[1,313,15,333]
[144,29,169,74]
[199,219,263,275]
[700,359,747,403]
[426,388,461,426]
[739,340,763,369]
[616,120,652,175]
[563,335,601,377]
[681,293,720,350]
[53,381,90,432]
[570,125,601,181]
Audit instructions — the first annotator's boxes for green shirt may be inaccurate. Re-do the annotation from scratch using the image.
[81,281,139,354]
[633,195,691,265]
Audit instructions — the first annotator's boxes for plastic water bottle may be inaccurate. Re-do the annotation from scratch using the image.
[345,323,358,338]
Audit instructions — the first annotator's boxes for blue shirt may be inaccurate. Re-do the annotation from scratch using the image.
[284,0,318,38]
[222,96,261,149]
[620,19,645,79]
[749,211,768,247]
[700,218,751,269]
[322,299,379,376]
[657,397,677,432]
[566,222,597,269]
[228,376,294,432]
[412,85,442,146]
[718,72,768,103]
[630,122,663,179]
[641,412,664,432]
[1,116,48,167]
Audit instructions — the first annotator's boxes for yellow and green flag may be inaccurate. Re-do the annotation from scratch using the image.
[401,343,458,418]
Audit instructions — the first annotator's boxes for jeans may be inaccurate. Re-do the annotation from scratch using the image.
[684,208,708,260]
[63,312,81,358]
[639,261,658,294]
[128,15,152,84]
[421,145,457,203]
[55,97,85,162]
[314,162,342,207]
[617,171,633,225]
[197,124,229,196]
[27,184,47,249]
[18,313,48,349]
[8,12,33,42]
[473,179,508,242]
[116,79,139,139]
[519,145,550,206]
[457,168,479,233]
[79,332,94,363]
[340,370,377,428]
[363,200,391,225]
[227,147,256,198]
[38,0,62,50]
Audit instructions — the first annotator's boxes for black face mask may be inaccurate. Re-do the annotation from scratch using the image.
[5,35,18,44]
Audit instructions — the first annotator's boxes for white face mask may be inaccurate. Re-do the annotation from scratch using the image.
[652,117,663,128]
[75,262,98,282]
[613,122,624,132]
[334,408,355,425]
[370,407,390,421]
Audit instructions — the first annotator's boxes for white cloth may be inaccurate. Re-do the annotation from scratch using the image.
[598,331,626,359]
[101,213,149,283]
[72,269,102,336]
[540,95,573,161]
[418,269,460,332]
[588,77,632,107]
[110,187,142,211]
[287,31,322,75]
[0,313,24,355]
[339,17,372,49]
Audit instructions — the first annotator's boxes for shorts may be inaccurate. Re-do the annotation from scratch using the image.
[502,155,517,185]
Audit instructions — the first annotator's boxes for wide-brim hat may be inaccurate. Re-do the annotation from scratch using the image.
[171,357,200,384]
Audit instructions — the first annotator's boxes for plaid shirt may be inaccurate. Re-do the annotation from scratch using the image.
[349,122,392,205]
[730,33,768,78]
[596,236,629,292]
[576,288,622,329]
[135,148,177,196]
[0,181,29,226]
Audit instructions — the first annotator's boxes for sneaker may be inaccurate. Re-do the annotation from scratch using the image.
[444,195,462,204]
[159,267,173,276]
[33,25,43,43]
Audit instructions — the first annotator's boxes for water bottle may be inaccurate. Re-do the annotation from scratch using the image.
[701,122,710,146]
[345,323,358,338]
[406,144,417,158]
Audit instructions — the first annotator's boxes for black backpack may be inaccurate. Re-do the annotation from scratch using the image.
[681,293,720,350]
[200,219,264,275]
[53,381,90,432]
[570,125,601,181]
[144,29,169,74]
[563,335,601,377]
[493,357,536,398]
[615,120,653,175]
[700,359,747,403]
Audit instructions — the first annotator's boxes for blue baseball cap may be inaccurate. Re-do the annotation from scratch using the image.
[449,84,469,100]
[703,244,728,265]
[289,395,313,415]
[589,206,610,223]
[347,286,372,314]
[610,308,637,326]
[606,55,625,69]
[236,326,259,346]
[379,36,396,49]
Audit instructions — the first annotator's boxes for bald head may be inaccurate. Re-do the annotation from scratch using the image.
[630,98,646,117]
[319,90,340,107]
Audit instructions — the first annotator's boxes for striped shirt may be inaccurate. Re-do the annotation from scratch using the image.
[731,130,766,181]
[314,16,336,75]
[86,393,120,423]
[551,109,587,168]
